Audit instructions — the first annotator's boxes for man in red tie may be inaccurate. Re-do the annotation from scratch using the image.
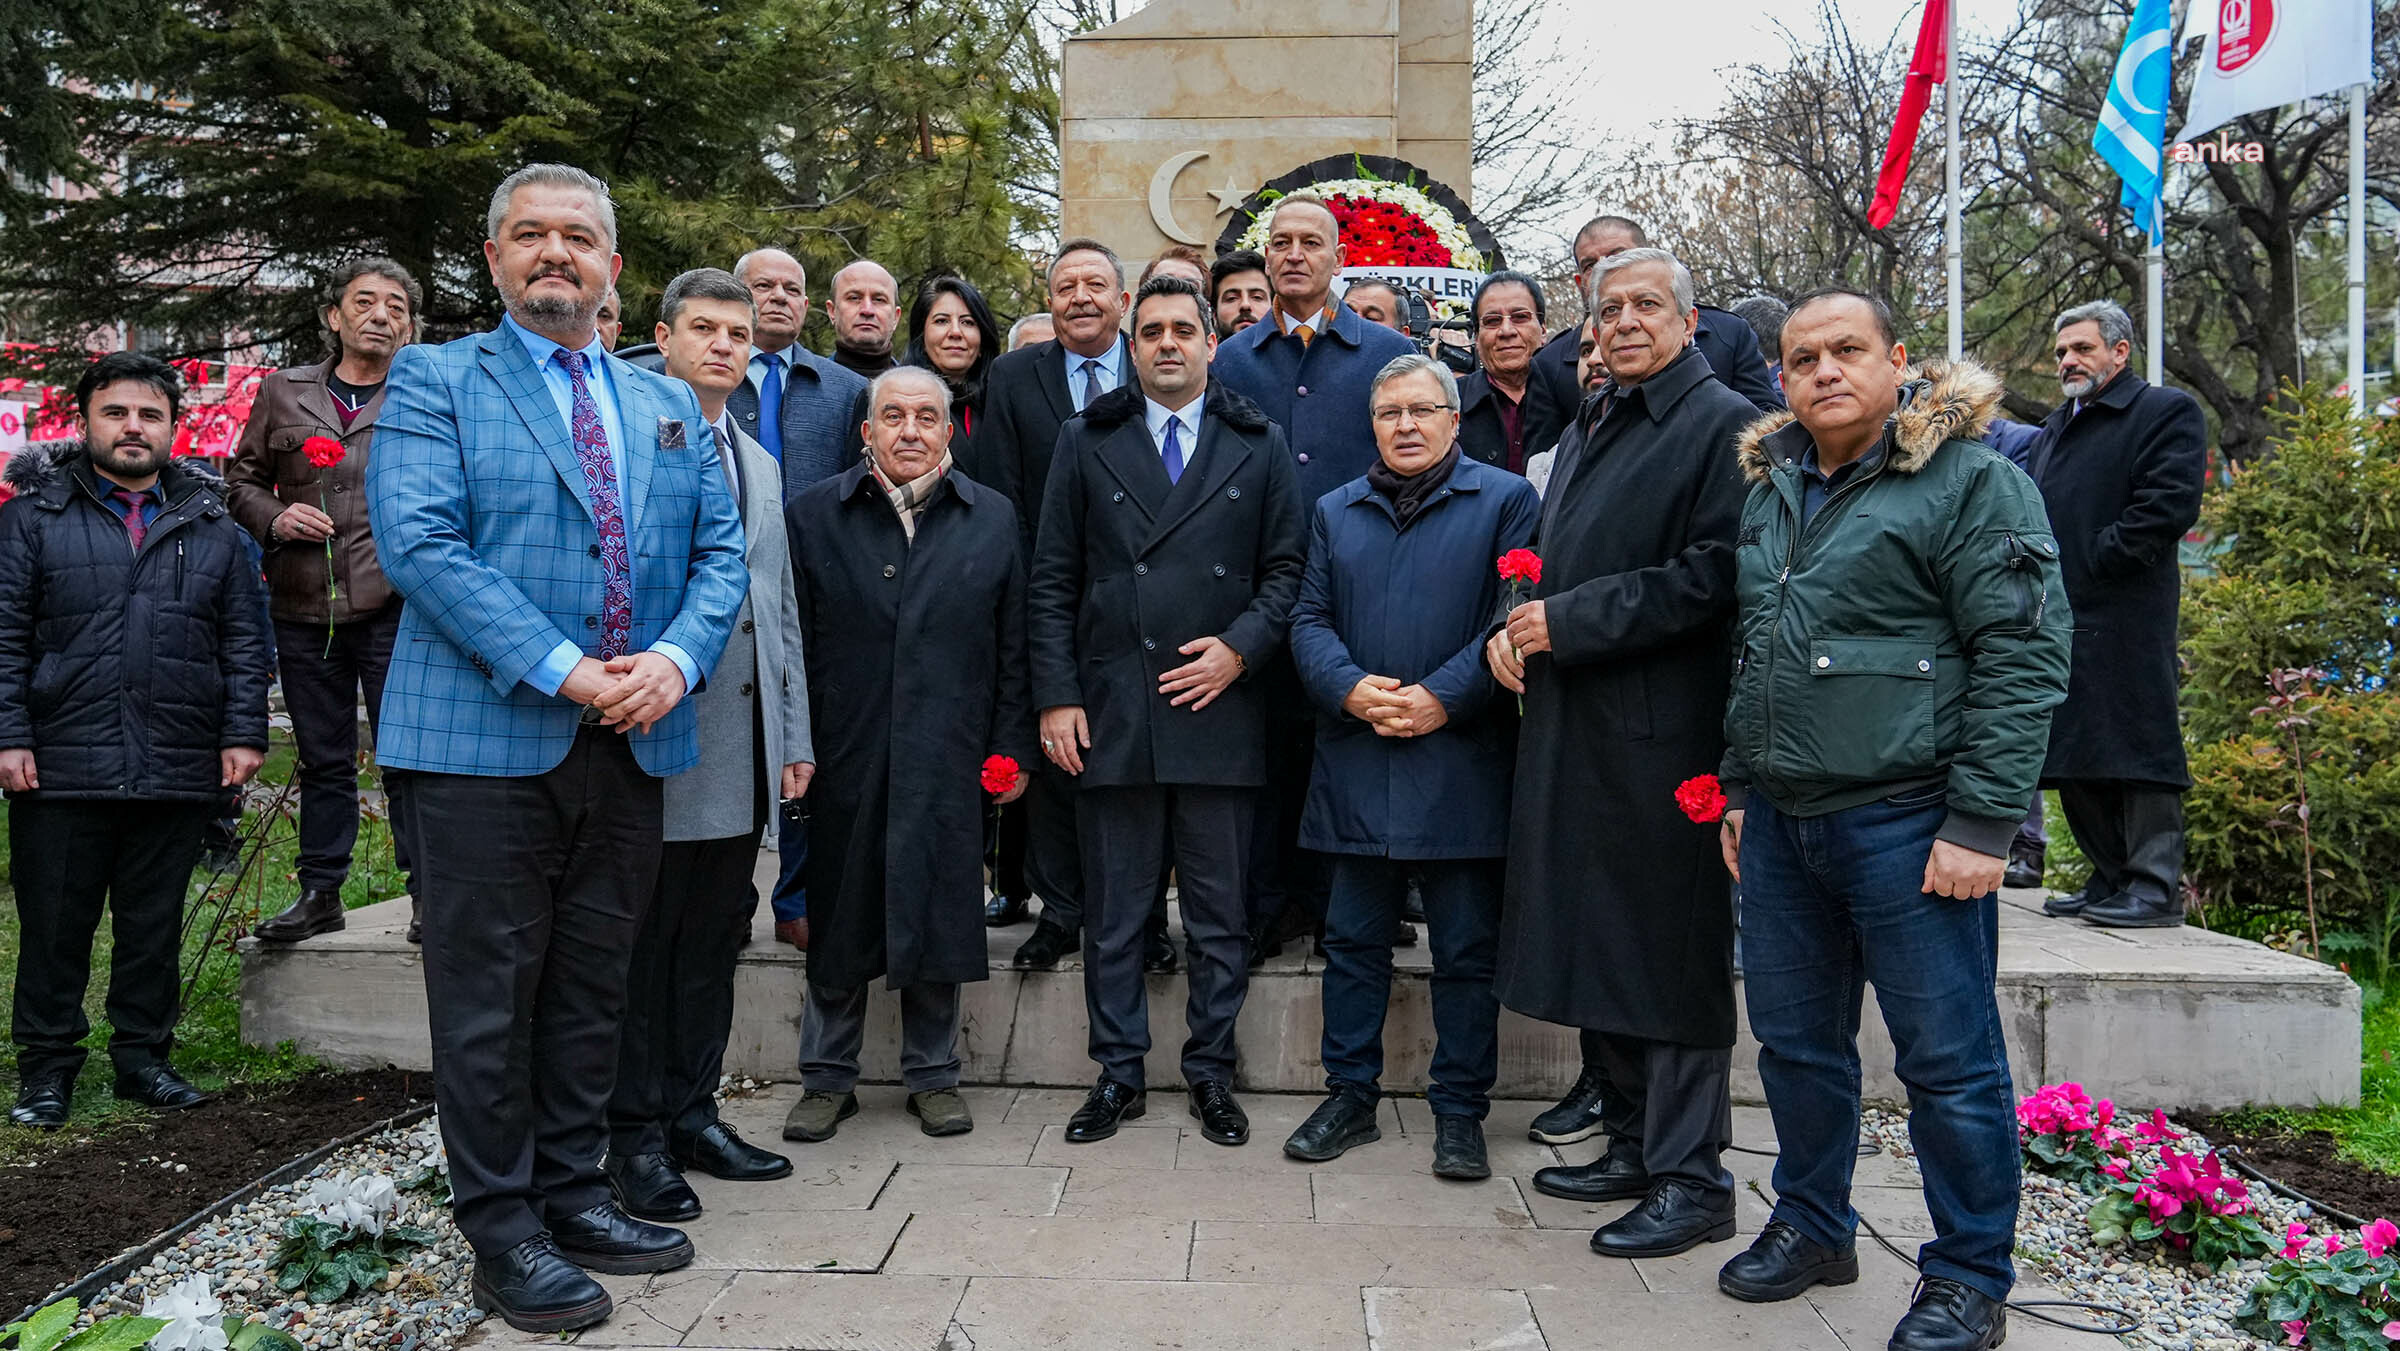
[0,352,272,1129]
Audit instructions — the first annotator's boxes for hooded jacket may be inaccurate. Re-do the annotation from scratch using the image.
[0,443,273,800]
[1719,361,2072,855]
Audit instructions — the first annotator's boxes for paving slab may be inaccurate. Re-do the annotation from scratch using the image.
[948,1277,1367,1351]
[1531,1287,1848,1350]
[1030,1120,1183,1168]
[1191,1220,1646,1291]
[686,1271,966,1350]
[874,1161,1068,1217]
[682,1158,894,1213]
[684,1207,910,1271]
[882,1214,1193,1280]
[477,1270,734,1348]
[1055,1165,1316,1220]
[1364,1286,1547,1351]
[1311,1170,1537,1228]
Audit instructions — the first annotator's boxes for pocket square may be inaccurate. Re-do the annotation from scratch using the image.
[658,417,688,451]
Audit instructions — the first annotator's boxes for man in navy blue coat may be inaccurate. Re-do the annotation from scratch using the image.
[1282,352,1540,1182]
[1211,193,1414,958]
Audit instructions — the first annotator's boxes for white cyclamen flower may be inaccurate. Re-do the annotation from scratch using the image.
[304,1170,400,1236]
[140,1273,229,1351]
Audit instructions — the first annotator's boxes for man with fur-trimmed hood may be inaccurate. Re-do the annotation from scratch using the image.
[1485,247,1756,1261]
[1709,288,2070,1351]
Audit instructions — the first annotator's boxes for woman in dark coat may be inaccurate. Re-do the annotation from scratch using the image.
[902,275,1000,469]
[782,371,1034,1138]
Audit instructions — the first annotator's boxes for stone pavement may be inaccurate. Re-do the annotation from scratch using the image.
[465,1085,2124,1351]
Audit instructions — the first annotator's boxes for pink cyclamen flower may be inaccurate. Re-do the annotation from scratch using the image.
[2366,1218,2400,1258]
[2283,1319,2309,1346]
[2101,1159,2130,1182]
[2325,1232,2346,1256]
[2382,1319,2400,1340]
[2283,1222,2311,1258]
[2136,1108,2182,1144]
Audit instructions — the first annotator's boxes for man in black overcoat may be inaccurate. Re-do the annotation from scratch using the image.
[778,367,1034,1144]
[974,238,1134,969]
[1486,248,1754,1259]
[2026,301,2207,929]
[1029,276,1307,1149]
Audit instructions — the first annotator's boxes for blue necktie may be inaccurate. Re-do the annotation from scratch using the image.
[755,355,784,462]
[1161,415,1185,485]
[1079,358,1103,411]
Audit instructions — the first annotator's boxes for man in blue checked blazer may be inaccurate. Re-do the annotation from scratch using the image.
[366,163,746,1336]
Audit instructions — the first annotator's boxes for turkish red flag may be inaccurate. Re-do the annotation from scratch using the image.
[1868,0,1949,231]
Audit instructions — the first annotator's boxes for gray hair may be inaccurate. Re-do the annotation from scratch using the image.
[732,247,802,286]
[1369,352,1460,410]
[486,163,616,251]
[1588,246,1694,315]
[2056,300,2135,351]
[319,256,423,356]
[1728,294,1788,355]
[1005,313,1053,348]
[866,365,953,426]
[1047,237,1124,291]
[659,267,752,329]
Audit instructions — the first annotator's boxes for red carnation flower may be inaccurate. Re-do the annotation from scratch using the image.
[1675,774,1729,825]
[981,754,1022,796]
[1496,549,1542,584]
[301,435,345,469]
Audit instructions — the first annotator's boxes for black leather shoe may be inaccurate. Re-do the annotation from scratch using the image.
[114,1064,209,1111]
[1282,1090,1381,1162]
[255,888,346,943]
[1391,920,1418,947]
[406,894,422,945]
[1531,1144,1650,1202]
[1188,1081,1249,1146]
[472,1236,612,1333]
[1590,1180,1737,1258]
[1064,1079,1146,1143]
[2041,878,2106,918]
[1528,1066,1609,1144]
[1012,922,1078,970]
[672,1121,792,1181]
[1718,1220,1860,1302]
[1431,1115,1490,1181]
[985,893,1030,927]
[2002,843,2044,890]
[2081,889,2186,929]
[606,1152,701,1222]
[1888,1276,2007,1351]
[548,1200,694,1274]
[1245,932,1280,970]
[9,1072,70,1128]
[1143,924,1178,974]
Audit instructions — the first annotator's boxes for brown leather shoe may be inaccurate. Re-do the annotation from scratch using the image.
[775,918,809,951]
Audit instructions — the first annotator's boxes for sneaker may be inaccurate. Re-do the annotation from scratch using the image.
[781,1090,858,1142]
[906,1088,974,1137]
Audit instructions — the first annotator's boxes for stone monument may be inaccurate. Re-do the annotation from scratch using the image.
[1058,0,1473,264]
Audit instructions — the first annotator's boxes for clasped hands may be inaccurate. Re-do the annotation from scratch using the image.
[1039,635,1249,776]
[1483,600,1550,694]
[561,652,687,734]
[1342,675,1448,738]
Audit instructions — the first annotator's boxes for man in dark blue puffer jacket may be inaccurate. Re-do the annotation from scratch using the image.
[0,351,272,1129]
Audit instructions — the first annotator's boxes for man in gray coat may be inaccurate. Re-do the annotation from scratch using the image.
[608,269,814,1221]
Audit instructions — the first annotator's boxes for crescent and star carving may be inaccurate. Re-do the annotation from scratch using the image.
[1147,150,1251,246]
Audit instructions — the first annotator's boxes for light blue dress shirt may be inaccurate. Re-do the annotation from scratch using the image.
[502,315,700,699]
[1065,341,1126,413]
[1143,393,1203,467]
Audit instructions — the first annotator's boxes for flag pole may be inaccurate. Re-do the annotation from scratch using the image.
[1944,0,1963,362]
[2348,82,2368,415]
[2146,239,2163,385]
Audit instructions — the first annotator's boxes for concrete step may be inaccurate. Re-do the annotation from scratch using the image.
[239,853,2360,1112]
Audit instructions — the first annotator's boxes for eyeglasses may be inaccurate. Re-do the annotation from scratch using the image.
[1371,403,1455,426]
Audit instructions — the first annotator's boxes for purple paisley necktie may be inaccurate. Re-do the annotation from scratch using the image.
[556,350,631,659]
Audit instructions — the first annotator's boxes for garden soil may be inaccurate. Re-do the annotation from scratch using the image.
[2200,1117,2400,1227]
[0,1069,429,1317]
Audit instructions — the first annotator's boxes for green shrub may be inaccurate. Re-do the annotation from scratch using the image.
[2181,394,2400,944]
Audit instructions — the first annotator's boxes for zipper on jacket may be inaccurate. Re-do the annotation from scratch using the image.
[176,539,186,598]
[2001,530,2048,634]
[1758,447,1891,789]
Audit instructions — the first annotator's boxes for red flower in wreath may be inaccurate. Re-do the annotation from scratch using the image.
[1674,774,1729,825]
[301,435,346,469]
[981,754,1023,796]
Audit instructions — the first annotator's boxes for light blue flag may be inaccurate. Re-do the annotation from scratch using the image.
[2095,0,2172,246]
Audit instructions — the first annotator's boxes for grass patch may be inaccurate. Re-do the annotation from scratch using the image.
[0,743,404,1165]
[2214,976,2400,1175]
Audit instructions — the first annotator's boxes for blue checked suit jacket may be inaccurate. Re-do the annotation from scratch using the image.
[366,326,749,778]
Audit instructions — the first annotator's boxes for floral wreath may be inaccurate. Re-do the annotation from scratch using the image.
[1216,155,1502,276]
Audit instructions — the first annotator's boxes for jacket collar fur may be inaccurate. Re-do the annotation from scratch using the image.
[1077,378,1271,435]
[1734,359,2004,485]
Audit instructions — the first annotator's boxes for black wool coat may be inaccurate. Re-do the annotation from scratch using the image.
[2028,370,2207,787]
[0,446,272,801]
[1494,347,1754,1048]
[1028,381,1307,789]
[1456,369,1569,477]
[786,463,1035,991]
[970,337,1128,557]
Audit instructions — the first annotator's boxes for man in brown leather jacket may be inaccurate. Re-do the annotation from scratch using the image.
[224,257,421,942]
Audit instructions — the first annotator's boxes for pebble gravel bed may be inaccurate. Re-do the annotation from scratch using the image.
[1860,1106,2291,1349]
[65,1120,478,1351]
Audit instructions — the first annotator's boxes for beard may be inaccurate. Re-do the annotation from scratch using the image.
[504,268,601,334]
[89,434,169,479]
[2059,370,2099,400]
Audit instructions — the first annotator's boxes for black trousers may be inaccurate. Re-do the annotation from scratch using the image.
[1024,767,1086,933]
[404,728,662,1256]
[987,798,1030,904]
[274,605,413,894]
[1246,713,1327,935]
[609,822,766,1158]
[2055,779,2184,906]
[9,798,210,1082]
[1584,1029,1735,1201]
[1079,785,1252,1088]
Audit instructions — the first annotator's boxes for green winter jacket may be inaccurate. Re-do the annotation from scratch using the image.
[1719,361,2073,857]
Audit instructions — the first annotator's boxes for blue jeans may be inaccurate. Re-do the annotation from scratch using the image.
[1739,791,2019,1301]
[1320,857,1501,1119]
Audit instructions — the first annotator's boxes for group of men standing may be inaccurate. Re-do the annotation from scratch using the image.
[0,154,2212,1351]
